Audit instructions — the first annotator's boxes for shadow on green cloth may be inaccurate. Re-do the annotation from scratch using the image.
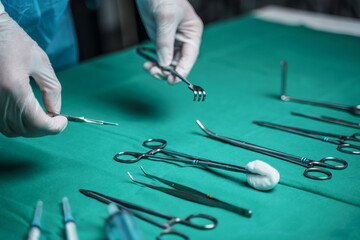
[0,158,38,178]
[97,87,169,120]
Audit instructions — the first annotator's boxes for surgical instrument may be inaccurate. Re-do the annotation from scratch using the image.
[196,120,348,180]
[79,189,217,240]
[48,113,118,126]
[292,112,360,129]
[27,201,42,240]
[129,166,252,217]
[62,197,79,240]
[280,61,360,116]
[254,121,360,154]
[137,47,206,102]
[114,138,257,175]
[106,203,145,240]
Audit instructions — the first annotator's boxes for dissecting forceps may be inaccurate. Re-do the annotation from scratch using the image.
[137,47,206,102]
[280,61,360,116]
[79,189,217,240]
[128,166,252,217]
[114,138,257,175]
[292,112,360,129]
[48,113,118,125]
[196,120,348,180]
[254,121,360,155]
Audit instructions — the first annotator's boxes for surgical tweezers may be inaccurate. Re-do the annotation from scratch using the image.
[292,112,360,129]
[128,167,252,217]
[280,61,360,116]
[137,47,206,102]
[49,113,118,125]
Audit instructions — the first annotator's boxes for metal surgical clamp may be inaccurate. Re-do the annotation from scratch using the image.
[280,61,360,116]
[128,167,252,217]
[254,121,360,155]
[137,47,206,102]
[79,189,217,240]
[114,138,256,175]
[196,120,348,180]
[292,112,360,129]
[48,113,118,126]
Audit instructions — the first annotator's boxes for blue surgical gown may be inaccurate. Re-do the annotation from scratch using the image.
[1,0,78,70]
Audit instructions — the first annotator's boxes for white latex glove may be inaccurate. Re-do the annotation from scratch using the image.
[136,0,203,84]
[0,9,67,137]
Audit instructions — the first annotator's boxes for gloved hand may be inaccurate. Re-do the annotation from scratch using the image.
[135,0,203,84]
[0,9,67,137]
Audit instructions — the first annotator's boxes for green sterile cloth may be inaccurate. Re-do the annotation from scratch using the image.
[1,15,360,240]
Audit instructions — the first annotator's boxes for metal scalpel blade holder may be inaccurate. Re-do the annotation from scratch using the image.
[280,61,360,116]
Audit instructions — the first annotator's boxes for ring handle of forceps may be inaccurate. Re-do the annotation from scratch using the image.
[310,157,348,170]
[337,143,360,155]
[143,139,167,149]
[304,168,332,180]
[157,213,217,240]
[114,152,144,163]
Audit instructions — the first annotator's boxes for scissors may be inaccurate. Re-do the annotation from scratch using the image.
[128,166,252,217]
[114,138,257,175]
[48,113,118,125]
[196,120,348,180]
[79,189,217,240]
[254,121,360,155]
[280,61,360,116]
[292,112,360,130]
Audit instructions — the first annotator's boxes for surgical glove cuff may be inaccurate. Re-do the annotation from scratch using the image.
[0,2,5,15]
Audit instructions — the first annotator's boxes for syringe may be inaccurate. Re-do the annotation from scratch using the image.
[27,201,43,240]
[62,197,79,240]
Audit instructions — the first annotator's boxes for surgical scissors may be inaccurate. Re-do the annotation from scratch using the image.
[137,47,206,102]
[280,61,360,116]
[114,138,256,174]
[196,120,348,180]
[292,112,360,129]
[79,189,217,240]
[254,121,360,155]
[128,167,252,217]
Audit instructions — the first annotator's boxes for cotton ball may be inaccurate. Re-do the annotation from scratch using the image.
[246,160,280,191]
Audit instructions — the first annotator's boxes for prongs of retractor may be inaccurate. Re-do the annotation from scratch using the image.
[198,90,202,102]
[202,90,206,101]
[193,90,198,101]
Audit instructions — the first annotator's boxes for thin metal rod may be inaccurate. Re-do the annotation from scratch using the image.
[292,112,360,129]
[280,61,360,116]
[254,121,340,145]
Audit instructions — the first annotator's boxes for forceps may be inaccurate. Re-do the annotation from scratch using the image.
[137,47,206,101]
[196,120,348,180]
[128,167,252,217]
[292,112,360,129]
[48,113,118,125]
[79,189,217,240]
[254,121,360,155]
[114,138,256,175]
[280,61,360,116]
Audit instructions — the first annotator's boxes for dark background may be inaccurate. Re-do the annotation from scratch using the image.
[70,0,360,62]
